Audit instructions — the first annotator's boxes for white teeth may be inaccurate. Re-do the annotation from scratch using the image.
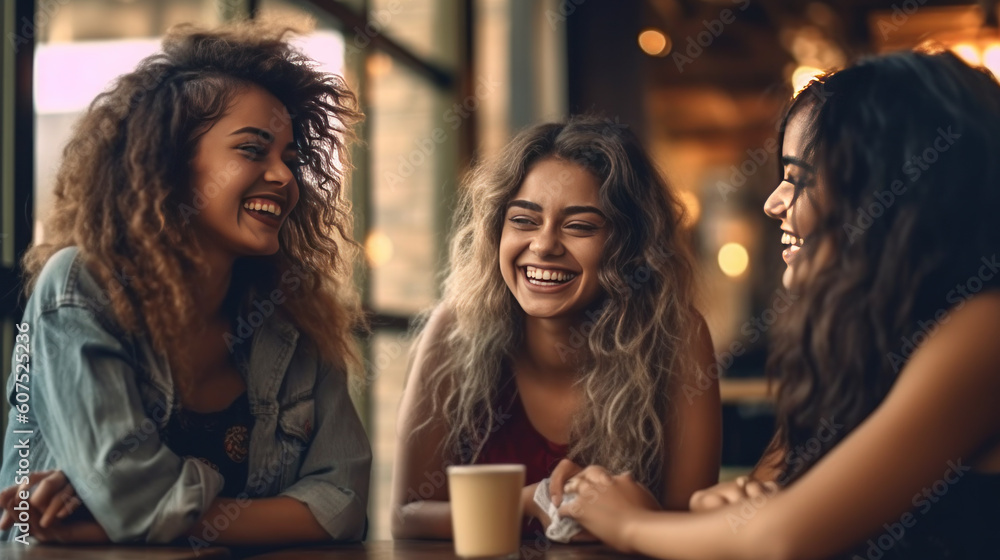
[524,266,576,283]
[243,200,283,217]
[781,232,804,247]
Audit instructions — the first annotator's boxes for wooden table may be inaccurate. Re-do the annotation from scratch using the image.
[0,542,230,559]
[243,540,635,559]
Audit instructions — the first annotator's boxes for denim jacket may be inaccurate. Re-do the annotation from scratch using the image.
[0,247,371,543]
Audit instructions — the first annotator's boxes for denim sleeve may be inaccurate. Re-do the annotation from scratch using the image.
[279,361,371,540]
[25,305,224,543]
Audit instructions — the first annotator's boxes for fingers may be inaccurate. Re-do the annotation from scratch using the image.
[549,459,583,507]
[40,484,79,529]
[743,479,778,501]
[689,477,780,513]
[0,470,64,531]
[43,520,109,544]
[0,486,17,530]
[28,471,69,513]
[689,488,727,512]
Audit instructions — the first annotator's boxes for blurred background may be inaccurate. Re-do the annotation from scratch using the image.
[2,0,999,540]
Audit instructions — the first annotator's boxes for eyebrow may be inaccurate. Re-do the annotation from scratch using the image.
[229,126,297,150]
[507,200,606,218]
[781,155,814,171]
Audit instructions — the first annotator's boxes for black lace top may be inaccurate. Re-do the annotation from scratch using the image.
[160,392,253,498]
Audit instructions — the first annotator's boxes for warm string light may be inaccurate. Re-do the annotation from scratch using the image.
[718,242,749,278]
[638,29,672,57]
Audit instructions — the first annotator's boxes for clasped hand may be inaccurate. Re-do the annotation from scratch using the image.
[0,470,108,543]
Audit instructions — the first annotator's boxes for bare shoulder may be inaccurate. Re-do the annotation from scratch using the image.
[887,290,1000,459]
[902,290,1000,385]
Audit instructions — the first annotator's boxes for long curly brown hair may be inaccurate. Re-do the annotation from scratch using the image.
[766,49,1000,490]
[24,22,364,393]
[421,117,699,500]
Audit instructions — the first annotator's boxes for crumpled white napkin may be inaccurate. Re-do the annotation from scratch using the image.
[533,477,582,543]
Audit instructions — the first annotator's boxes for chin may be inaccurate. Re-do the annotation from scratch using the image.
[782,266,794,290]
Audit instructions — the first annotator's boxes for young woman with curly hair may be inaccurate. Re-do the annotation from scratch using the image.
[559,50,1000,560]
[391,117,722,540]
[0,23,370,546]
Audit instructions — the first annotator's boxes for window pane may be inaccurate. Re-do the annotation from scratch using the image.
[368,0,460,69]
[369,330,415,540]
[369,55,453,314]
[33,0,224,242]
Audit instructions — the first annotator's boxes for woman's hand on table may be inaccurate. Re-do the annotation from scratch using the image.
[557,465,659,553]
[1,470,83,530]
[0,470,108,543]
[688,476,779,512]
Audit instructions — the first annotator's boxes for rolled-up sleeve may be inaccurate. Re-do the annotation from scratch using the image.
[29,306,224,543]
[279,361,371,540]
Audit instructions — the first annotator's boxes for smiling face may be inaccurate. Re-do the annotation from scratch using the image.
[499,157,609,321]
[188,85,301,263]
[764,109,824,289]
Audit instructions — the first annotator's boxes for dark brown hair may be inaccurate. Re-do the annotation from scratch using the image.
[25,22,364,392]
[766,50,1000,485]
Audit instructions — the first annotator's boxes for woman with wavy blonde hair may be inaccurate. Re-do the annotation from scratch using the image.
[0,23,370,546]
[391,116,721,540]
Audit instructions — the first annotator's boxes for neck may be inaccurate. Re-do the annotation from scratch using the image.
[192,247,235,324]
[519,315,588,381]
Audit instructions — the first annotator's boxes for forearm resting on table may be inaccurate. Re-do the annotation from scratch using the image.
[622,507,777,560]
[391,500,454,540]
[187,496,330,545]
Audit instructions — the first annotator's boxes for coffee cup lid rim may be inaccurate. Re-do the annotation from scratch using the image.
[447,464,525,475]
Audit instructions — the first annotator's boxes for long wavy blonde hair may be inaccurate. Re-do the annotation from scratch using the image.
[423,117,699,499]
[23,22,363,394]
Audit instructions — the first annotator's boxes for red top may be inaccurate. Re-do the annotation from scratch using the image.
[475,377,570,539]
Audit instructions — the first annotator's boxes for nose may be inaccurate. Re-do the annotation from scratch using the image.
[264,156,294,188]
[529,225,564,258]
[764,182,791,221]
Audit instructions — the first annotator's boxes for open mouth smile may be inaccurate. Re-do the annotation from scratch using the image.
[781,231,804,263]
[243,197,284,227]
[523,265,578,287]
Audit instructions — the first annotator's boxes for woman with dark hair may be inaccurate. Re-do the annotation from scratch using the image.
[0,23,370,545]
[391,116,722,540]
[556,49,1000,559]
